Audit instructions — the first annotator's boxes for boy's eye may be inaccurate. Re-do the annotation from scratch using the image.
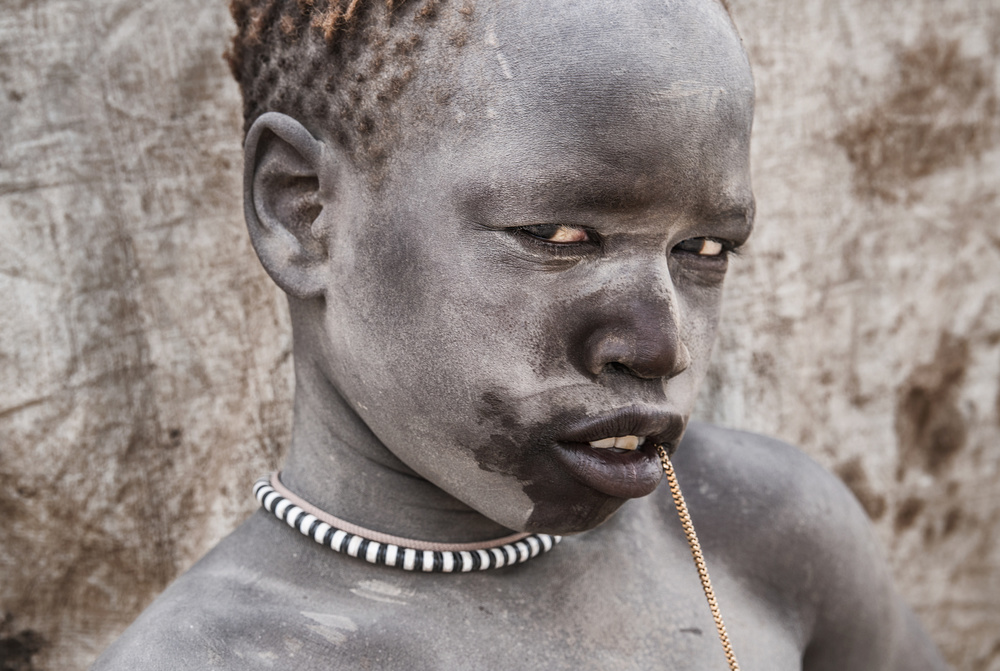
[520,224,590,244]
[673,237,727,257]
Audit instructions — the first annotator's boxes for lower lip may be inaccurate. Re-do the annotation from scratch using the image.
[553,442,663,499]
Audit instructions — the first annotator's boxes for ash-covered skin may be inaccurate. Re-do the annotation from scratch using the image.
[92,1,950,669]
[268,0,752,537]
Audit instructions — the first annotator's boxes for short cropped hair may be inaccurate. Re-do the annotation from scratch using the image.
[226,0,472,170]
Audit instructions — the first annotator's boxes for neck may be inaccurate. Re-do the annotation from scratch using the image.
[279,354,516,543]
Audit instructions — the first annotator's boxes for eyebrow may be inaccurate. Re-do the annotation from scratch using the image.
[457,173,676,221]
[457,176,755,233]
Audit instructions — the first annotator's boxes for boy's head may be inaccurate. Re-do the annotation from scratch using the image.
[233,0,755,534]
[226,0,746,177]
[226,0,479,175]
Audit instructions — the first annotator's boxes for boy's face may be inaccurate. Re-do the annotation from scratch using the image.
[316,0,754,533]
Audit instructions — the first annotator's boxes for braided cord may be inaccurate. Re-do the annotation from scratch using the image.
[658,445,741,671]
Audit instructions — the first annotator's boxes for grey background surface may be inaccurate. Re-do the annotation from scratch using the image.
[0,0,997,669]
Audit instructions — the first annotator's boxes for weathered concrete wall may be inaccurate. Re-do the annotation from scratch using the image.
[0,1,996,669]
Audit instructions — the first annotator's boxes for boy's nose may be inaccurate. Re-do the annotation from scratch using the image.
[580,269,691,381]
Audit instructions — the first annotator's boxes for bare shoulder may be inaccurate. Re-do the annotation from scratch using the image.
[91,538,299,671]
[667,422,878,625]
[90,514,412,671]
[91,562,270,670]
[673,420,869,549]
[669,421,948,671]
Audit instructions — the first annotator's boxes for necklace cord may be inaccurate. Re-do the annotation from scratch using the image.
[657,445,742,671]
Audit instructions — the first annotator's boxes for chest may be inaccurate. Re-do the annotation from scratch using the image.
[274,535,805,671]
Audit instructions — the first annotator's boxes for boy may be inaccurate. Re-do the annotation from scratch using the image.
[94,0,948,668]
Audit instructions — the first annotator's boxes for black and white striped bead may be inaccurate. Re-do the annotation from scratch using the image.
[254,477,561,572]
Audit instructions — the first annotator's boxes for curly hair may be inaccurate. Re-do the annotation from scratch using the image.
[225,0,473,170]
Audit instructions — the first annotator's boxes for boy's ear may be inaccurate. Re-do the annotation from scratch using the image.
[244,112,333,299]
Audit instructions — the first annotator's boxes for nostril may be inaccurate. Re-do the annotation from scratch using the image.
[595,341,690,381]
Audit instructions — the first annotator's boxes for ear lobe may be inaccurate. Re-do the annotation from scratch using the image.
[244,112,330,299]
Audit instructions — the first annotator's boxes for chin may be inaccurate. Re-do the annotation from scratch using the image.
[520,491,630,536]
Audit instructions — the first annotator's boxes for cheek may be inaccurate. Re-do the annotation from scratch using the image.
[347,217,434,328]
[677,280,725,370]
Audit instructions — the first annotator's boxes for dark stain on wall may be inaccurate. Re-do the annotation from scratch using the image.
[895,496,927,532]
[943,507,963,536]
[895,333,969,480]
[0,614,45,671]
[922,520,936,546]
[836,32,999,201]
[835,456,887,520]
[995,380,1000,428]
[988,639,1000,669]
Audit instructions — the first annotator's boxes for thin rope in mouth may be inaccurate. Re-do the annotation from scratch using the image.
[656,444,741,671]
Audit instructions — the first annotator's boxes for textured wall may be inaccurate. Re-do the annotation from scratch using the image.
[0,1,997,670]
[697,2,1000,669]
[0,2,292,668]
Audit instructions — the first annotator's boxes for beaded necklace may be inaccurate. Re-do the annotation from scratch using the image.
[254,473,560,572]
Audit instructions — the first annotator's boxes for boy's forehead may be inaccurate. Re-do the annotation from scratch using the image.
[408,0,753,154]
[461,0,750,95]
[486,0,745,70]
[394,0,753,210]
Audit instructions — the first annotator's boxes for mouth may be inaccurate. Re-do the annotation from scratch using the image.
[552,406,686,500]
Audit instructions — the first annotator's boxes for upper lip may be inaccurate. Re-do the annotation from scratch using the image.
[557,405,686,449]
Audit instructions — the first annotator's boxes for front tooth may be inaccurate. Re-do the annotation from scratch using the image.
[637,436,646,446]
[589,437,616,448]
[615,435,639,450]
